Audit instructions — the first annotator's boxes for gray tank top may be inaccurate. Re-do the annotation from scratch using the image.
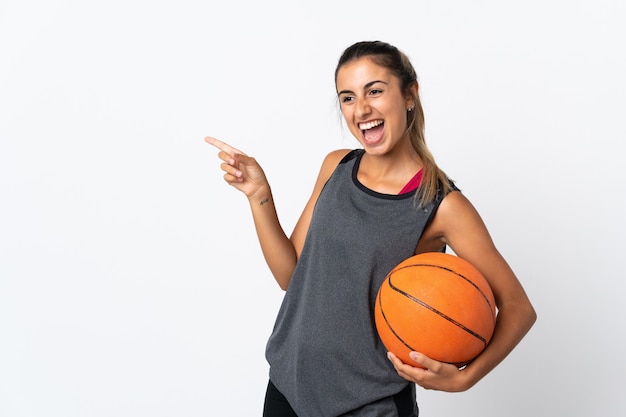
[265,149,451,416]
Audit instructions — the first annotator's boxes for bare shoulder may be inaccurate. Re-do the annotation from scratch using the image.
[438,189,480,220]
[321,149,353,170]
[434,190,501,261]
[417,190,488,253]
[317,149,353,183]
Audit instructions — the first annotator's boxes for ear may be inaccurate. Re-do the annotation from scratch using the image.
[405,81,419,108]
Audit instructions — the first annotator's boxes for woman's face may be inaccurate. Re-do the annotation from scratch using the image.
[336,57,412,155]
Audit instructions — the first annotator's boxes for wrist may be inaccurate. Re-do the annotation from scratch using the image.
[248,186,273,207]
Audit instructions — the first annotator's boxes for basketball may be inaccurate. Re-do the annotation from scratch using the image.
[374,252,496,368]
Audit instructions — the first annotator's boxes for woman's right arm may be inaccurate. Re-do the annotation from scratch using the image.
[206,136,348,290]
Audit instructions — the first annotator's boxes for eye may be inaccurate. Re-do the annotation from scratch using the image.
[340,95,355,103]
[368,88,383,96]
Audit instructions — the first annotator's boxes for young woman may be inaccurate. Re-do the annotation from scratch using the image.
[206,41,536,417]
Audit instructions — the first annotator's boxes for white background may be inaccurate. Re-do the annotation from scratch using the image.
[1,0,625,416]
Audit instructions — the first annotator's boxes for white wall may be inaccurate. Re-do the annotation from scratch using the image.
[1,0,625,416]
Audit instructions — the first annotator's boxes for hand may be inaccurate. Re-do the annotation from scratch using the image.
[387,351,470,392]
[205,136,269,200]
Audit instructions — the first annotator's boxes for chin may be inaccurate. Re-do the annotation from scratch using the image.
[361,142,389,155]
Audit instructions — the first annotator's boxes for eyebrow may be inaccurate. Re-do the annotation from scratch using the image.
[337,80,389,96]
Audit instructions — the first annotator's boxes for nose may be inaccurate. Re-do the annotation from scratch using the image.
[355,98,371,119]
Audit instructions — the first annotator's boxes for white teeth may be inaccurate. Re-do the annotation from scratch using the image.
[359,120,383,130]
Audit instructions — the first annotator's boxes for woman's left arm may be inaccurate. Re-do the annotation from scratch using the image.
[389,191,537,392]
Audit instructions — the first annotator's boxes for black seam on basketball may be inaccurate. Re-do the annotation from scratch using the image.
[387,267,489,346]
[378,286,418,352]
[378,286,469,368]
[393,262,496,325]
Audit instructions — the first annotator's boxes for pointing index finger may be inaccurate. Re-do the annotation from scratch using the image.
[204,136,244,157]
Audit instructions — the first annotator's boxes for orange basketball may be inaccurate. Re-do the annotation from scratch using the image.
[374,252,496,368]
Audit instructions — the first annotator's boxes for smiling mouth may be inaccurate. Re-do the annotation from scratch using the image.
[359,119,384,132]
[359,119,385,143]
